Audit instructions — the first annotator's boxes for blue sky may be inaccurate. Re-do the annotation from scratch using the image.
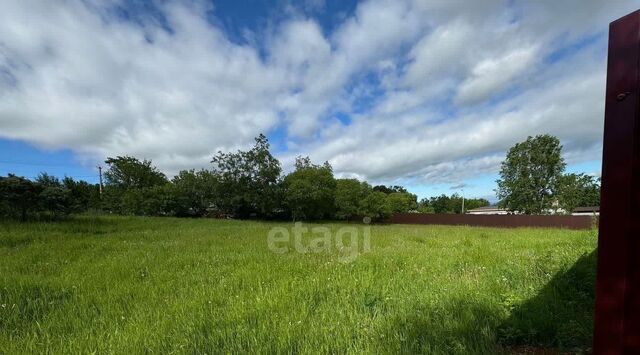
[0,0,635,202]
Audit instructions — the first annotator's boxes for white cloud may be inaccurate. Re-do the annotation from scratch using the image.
[298,42,608,184]
[0,0,637,187]
[0,0,286,174]
[454,45,539,105]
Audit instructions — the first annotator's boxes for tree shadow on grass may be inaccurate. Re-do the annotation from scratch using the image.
[497,250,597,352]
[377,251,597,354]
[378,298,504,354]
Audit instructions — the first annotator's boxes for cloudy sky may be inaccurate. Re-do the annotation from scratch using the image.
[0,0,637,201]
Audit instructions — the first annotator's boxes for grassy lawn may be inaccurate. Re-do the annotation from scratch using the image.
[0,216,597,354]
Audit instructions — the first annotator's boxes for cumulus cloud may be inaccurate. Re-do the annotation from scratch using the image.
[0,0,286,173]
[454,45,540,105]
[298,38,609,184]
[0,0,637,184]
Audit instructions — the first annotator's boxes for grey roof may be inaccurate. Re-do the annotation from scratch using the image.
[468,206,505,211]
[573,206,600,213]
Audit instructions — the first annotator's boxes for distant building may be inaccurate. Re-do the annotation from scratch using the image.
[466,206,509,215]
[467,205,599,216]
[572,206,599,216]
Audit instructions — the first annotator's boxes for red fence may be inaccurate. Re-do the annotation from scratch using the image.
[386,213,595,230]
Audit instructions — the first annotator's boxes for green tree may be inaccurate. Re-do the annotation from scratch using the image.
[463,197,491,212]
[419,194,489,214]
[334,178,371,220]
[140,184,175,216]
[171,169,218,217]
[35,173,72,218]
[556,173,600,214]
[385,192,418,213]
[63,177,100,212]
[373,185,408,194]
[496,135,566,214]
[114,184,174,216]
[35,172,61,188]
[428,194,453,214]
[359,191,392,221]
[212,134,282,218]
[38,185,72,218]
[416,199,435,214]
[104,156,167,189]
[283,157,336,221]
[0,174,42,221]
[102,156,167,214]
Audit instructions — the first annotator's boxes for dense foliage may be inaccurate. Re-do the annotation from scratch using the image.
[334,179,371,220]
[211,134,282,218]
[0,173,100,221]
[555,173,601,214]
[497,135,566,214]
[283,157,337,221]
[1,134,600,220]
[0,135,424,221]
[419,194,490,214]
[497,134,601,214]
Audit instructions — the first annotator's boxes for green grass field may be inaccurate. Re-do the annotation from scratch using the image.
[0,216,597,354]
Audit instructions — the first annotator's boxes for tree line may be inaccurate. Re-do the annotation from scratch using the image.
[0,135,428,221]
[0,173,101,221]
[417,194,490,214]
[0,133,600,221]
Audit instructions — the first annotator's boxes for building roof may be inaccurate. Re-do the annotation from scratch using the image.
[573,206,600,213]
[468,206,505,211]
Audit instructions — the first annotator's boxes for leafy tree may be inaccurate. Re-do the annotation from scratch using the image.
[417,204,435,214]
[0,177,8,217]
[212,134,282,218]
[419,194,489,214]
[102,156,167,215]
[140,184,175,216]
[496,135,566,214]
[0,174,42,221]
[38,186,72,218]
[447,194,489,214]
[385,192,418,213]
[417,198,433,213]
[334,178,371,220]
[556,173,600,214]
[35,172,62,188]
[104,156,167,189]
[359,191,392,221]
[35,173,72,218]
[427,194,453,214]
[373,185,408,194]
[115,184,174,216]
[63,177,100,212]
[294,156,314,170]
[171,169,218,216]
[283,157,336,221]
[463,197,491,212]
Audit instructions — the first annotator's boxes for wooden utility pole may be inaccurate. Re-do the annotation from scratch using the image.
[594,9,640,354]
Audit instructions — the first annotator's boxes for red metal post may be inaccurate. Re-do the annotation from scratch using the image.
[594,9,640,354]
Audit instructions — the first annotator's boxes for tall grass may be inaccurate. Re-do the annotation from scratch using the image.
[0,216,597,354]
